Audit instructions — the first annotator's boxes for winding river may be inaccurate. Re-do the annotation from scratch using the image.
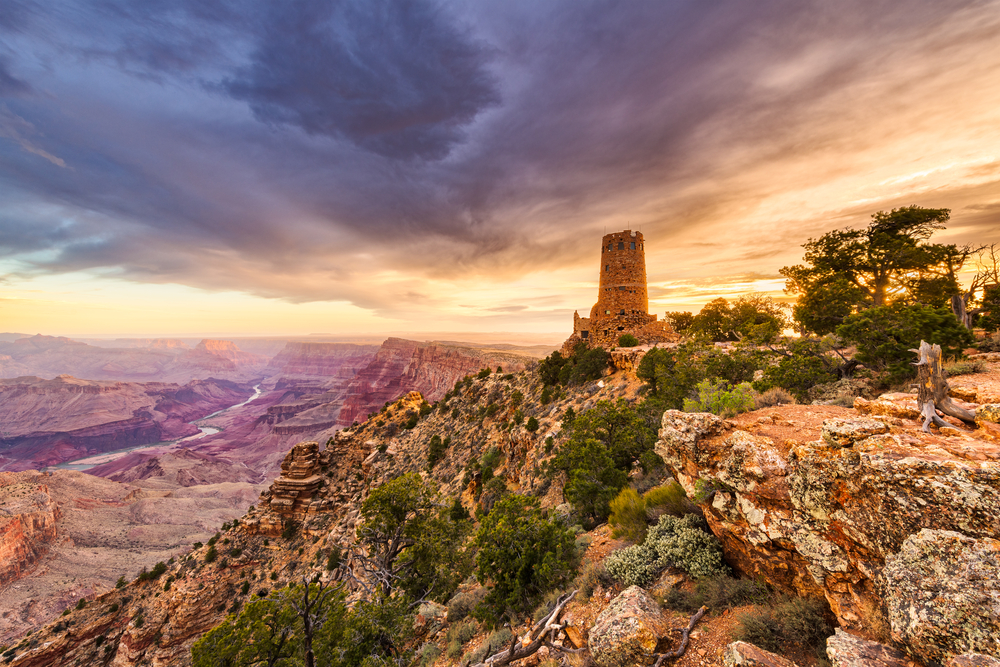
[51,384,262,472]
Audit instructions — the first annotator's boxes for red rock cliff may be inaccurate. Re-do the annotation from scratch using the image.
[0,474,60,586]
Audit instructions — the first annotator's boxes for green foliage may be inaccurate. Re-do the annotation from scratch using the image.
[943,359,986,376]
[75,598,86,611]
[980,285,1000,332]
[636,342,707,410]
[447,588,487,623]
[661,574,769,613]
[618,333,639,347]
[540,386,553,404]
[683,380,756,418]
[463,628,512,666]
[427,434,448,469]
[606,514,728,586]
[204,545,217,564]
[358,473,473,602]
[326,545,342,571]
[115,576,126,589]
[552,400,657,524]
[608,488,648,542]
[781,206,960,334]
[452,407,460,420]
[643,481,695,518]
[575,561,614,600]
[525,416,539,432]
[510,390,523,408]
[688,295,787,343]
[666,311,695,332]
[474,495,579,624]
[419,401,432,418]
[403,413,419,430]
[733,596,832,653]
[282,522,297,541]
[755,342,838,402]
[538,343,608,386]
[477,367,492,379]
[417,643,441,667]
[836,304,974,380]
[241,581,251,595]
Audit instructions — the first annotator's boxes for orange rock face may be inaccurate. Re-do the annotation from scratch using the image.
[0,476,60,587]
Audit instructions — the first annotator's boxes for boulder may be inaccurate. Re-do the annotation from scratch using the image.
[882,529,1000,665]
[820,418,890,448]
[977,404,1000,426]
[588,585,670,667]
[855,395,921,421]
[825,629,910,667]
[724,641,800,667]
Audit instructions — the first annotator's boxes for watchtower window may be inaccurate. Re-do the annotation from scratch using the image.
[620,309,625,315]
[605,310,610,315]
[618,242,624,250]
[605,265,609,272]
[630,242,636,250]
[581,331,589,339]
[618,286,626,291]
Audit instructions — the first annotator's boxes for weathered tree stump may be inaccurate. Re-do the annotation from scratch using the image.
[912,340,976,432]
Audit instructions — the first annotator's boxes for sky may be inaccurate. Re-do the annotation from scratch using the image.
[1,0,999,337]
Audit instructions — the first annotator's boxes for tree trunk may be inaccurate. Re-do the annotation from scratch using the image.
[913,340,976,432]
[951,294,971,329]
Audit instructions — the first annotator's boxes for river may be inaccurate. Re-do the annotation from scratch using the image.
[50,384,262,472]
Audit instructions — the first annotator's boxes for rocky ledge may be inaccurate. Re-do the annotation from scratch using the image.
[654,403,1000,664]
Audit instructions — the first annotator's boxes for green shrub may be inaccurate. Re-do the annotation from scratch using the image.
[683,380,755,418]
[427,434,448,469]
[648,513,728,579]
[606,514,728,585]
[419,401,432,417]
[526,416,539,432]
[447,588,487,623]
[733,596,831,652]
[608,488,648,542]
[474,495,578,624]
[107,603,119,614]
[445,618,479,646]
[463,628,512,666]
[417,643,441,667]
[75,598,86,611]
[944,359,987,376]
[618,333,639,347]
[204,545,217,564]
[452,408,460,420]
[575,561,615,600]
[404,413,419,430]
[754,387,796,409]
[115,576,126,589]
[661,574,768,613]
[281,522,297,541]
[240,582,250,595]
[642,481,695,517]
[477,368,492,379]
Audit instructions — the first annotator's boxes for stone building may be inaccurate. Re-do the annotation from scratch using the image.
[562,230,677,353]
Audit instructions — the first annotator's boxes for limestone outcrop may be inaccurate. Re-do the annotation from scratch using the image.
[882,529,1000,664]
[267,441,324,515]
[653,405,1000,655]
[588,585,670,667]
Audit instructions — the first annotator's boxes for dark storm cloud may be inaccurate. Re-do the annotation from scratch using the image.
[1,0,999,318]
[223,0,500,159]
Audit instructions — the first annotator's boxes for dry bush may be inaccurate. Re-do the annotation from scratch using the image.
[754,387,795,409]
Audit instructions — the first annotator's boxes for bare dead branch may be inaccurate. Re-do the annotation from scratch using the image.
[651,605,708,666]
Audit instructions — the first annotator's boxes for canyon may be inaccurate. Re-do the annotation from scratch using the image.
[0,335,549,645]
[4,350,999,666]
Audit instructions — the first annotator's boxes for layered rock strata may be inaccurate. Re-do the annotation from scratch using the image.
[0,478,60,586]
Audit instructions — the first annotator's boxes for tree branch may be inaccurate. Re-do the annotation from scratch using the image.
[651,606,708,666]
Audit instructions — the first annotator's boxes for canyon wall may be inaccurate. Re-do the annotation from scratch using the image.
[0,475,60,587]
[0,376,253,471]
[336,337,532,425]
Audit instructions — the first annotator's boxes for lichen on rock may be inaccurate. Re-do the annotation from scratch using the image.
[882,529,1000,664]
[588,585,670,667]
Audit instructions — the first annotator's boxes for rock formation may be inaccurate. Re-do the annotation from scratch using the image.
[0,476,59,587]
[587,586,671,667]
[267,441,324,515]
[654,404,1000,657]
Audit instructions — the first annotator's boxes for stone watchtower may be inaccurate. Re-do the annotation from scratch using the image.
[565,229,675,352]
[591,230,651,322]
